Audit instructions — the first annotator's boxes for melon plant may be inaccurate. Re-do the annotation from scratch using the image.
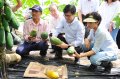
[50,36,63,45]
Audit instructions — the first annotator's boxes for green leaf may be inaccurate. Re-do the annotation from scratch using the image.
[113,13,120,28]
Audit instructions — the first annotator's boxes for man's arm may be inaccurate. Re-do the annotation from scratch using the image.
[77,0,82,22]
[12,0,22,12]
[73,50,95,58]
[78,9,82,22]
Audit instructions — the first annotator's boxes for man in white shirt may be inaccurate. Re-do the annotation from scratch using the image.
[71,12,118,73]
[52,4,85,64]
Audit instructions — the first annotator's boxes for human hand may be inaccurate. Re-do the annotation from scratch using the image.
[28,36,36,42]
[70,51,84,58]
[56,42,69,49]
[108,22,113,32]
[84,39,90,49]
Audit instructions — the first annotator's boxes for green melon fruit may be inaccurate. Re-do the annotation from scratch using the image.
[0,0,4,9]
[2,17,10,32]
[0,26,6,46]
[67,46,75,55]
[30,30,37,37]
[50,36,63,45]
[41,32,48,40]
[4,5,12,21]
[9,13,20,29]
[5,32,13,49]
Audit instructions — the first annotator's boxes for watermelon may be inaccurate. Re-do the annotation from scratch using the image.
[67,46,75,55]
[41,32,48,40]
[50,36,63,45]
[30,29,37,37]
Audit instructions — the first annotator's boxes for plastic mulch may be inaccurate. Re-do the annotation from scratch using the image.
[2,56,120,79]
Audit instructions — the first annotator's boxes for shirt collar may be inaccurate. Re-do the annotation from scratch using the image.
[67,17,78,25]
[31,18,42,26]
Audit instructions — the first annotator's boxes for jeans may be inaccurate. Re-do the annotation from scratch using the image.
[90,51,117,66]
[82,44,117,66]
[16,41,48,56]
[110,28,119,42]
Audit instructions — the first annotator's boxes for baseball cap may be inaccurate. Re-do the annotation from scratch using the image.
[83,15,97,22]
[30,5,42,12]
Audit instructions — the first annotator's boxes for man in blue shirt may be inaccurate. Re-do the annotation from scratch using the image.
[52,4,85,64]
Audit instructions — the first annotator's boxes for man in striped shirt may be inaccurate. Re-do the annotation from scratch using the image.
[16,5,49,59]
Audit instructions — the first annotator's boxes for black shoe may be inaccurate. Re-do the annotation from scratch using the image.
[88,64,97,71]
[103,62,113,73]
[50,50,56,54]
[53,56,63,60]
[54,51,63,60]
